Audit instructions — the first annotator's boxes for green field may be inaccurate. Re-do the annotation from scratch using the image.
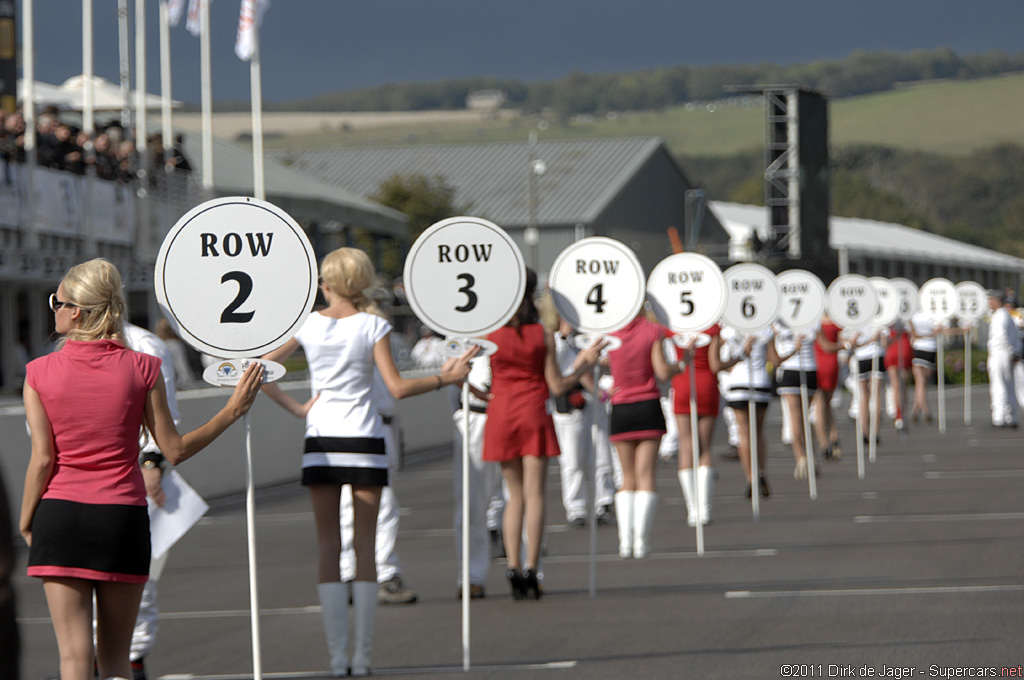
[265,73,1024,157]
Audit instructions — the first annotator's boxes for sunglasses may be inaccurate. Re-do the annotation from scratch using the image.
[49,293,78,312]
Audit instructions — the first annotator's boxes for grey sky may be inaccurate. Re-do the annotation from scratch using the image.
[26,0,1024,104]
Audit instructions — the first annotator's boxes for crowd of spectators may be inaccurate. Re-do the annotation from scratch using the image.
[0,106,192,185]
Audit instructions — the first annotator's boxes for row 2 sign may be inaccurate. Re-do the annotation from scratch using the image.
[155,197,319,358]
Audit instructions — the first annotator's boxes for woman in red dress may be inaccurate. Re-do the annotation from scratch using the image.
[672,324,723,527]
[812,313,843,461]
[20,259,262,680]
[483,271,603,598]
[884,321,914,431]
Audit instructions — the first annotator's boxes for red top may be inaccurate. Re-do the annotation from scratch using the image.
[26,339,162,507]
[482,323,561,461]
[609,316,668,405]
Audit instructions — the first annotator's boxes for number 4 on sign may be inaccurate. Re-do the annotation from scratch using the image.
[587,284,607,313]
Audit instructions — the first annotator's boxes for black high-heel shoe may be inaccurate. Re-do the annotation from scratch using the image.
[758,474,771,498]
[521,568,542,600]
[506,568,527,600]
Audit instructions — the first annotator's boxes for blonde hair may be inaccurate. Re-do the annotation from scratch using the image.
[319,247,383,317]
[535,291,559,332]
[60,258,128,343]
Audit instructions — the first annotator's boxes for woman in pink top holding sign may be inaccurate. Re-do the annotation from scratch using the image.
[607,311,676,559]
[20,259,263,680]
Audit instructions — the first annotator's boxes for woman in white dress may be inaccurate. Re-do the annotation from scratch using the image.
[261,248,474,677]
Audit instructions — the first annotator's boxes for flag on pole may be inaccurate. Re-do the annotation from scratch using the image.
[186,0,202,36]
[235,0,270,61]
[168,0,187,27]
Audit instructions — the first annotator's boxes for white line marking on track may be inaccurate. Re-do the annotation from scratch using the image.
[158,660,578,678]
[543,548,777,563]
[854,512,1024,523]
[967,439,1022,447]
[725,584,1024,599]
[925,469,1024,479]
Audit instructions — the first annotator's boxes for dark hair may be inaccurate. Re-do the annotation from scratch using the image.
[512,268,539,327]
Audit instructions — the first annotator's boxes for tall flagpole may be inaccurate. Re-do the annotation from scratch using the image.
[22,0,37,246]
[159,1,173,165]
[135,0,147,161]
[200,0,213,193]
[250,15,265,200]
[82,0,94,136]
[117,0,131,130]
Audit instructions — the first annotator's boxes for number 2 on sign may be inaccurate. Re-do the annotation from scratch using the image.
[454,273,477,312]
[221,271,255,323]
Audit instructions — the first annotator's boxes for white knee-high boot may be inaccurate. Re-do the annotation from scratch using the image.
[614,490,635,558]
[697,466,715,525]
[677,469,697,527]
[632,491,658,558]
[350,581,377,677]
[318,582,349,677]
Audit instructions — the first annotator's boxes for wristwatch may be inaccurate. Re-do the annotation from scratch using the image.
[141,452,165,471]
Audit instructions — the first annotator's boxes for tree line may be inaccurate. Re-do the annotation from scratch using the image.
[256,48,1024,115]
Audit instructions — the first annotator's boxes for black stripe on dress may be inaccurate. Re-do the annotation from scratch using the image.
[302,466,389,487]
[304,436,386,455]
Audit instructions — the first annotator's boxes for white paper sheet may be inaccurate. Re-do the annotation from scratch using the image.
[147,469,209,559]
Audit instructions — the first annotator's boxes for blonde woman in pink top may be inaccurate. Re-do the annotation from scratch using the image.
[20,259,263,680]
[606,313,677,559]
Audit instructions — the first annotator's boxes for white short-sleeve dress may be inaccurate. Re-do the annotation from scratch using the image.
[294,311,392,486]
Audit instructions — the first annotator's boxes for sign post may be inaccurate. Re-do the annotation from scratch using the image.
[825,274,878,480]
[647,252,727,538]
[549,237,646,590]
[403,216,525,672]
[777,270,826,498]
[919,278,957,434]
[956,281,987,426]
[154,197,319,680]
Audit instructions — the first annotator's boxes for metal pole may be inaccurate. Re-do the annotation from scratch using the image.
[748,353,760,521]
[869,352,879,463]
[689,362,704,552]
[460,380,471,671]
[200,0,214,193]
[159,1,172,161]
[249,22,265,200]
[938,332,946,434]
[243,413,264,680]
[117,0,131,130]
[22,0,37,245]
[965,325,973,426]
[799,339,817,498]
[588,364,599,597]
[855,359,865,480]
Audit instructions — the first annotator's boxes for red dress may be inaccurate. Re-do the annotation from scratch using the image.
[672,324,720,417]
[482,323,561,462]
[814,321,840,392]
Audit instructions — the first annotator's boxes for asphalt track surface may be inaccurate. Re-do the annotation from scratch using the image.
[13,384,1024,679]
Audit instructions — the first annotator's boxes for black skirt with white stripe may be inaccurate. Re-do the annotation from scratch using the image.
[301,436,389,486]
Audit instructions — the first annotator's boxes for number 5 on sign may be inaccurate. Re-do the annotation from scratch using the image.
[403,217,527,338]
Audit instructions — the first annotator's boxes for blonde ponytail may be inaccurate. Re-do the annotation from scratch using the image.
[319,248,385,318]
[60,258,128,343]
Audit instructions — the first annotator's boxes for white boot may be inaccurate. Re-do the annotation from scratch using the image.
[676,469,697,527]
[697,466,715,525]
[632,491,658,559]
[614,491,635,558]
[350,581,377,677]
[318,582,349,677]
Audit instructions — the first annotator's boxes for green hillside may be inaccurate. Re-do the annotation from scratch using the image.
[265,73,1024,157]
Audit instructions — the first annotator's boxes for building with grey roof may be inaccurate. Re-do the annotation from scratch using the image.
[270,137,730,275]
[711,201,1024,291]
